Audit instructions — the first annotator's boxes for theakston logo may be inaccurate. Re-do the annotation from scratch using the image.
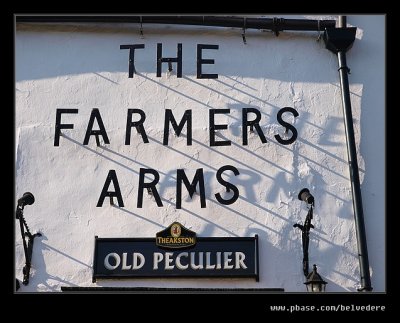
[170,223,182,238]
[156,222,196,249]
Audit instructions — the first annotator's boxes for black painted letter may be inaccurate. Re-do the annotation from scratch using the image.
[215,165,240,205]
[163,109,192,146]
[209,109,231,146]
[137,168,163,208]
[242,108,267,145]
[83,109,110,145]
[125,109,149,145]
[197,44,219,79]
[275,107,299,145]
[120,44,145,78]
[157,43,182,78]
[97,170,124,207]
[54,109,78,146]
[176,169,206,209]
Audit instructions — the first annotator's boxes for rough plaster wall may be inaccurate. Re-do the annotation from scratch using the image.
[15,15,385,292]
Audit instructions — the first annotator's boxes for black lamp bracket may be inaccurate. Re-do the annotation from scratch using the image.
[16,204,41,286]
[293,203,314,277]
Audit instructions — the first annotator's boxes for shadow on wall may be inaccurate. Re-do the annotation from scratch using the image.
[62,133,296,233]
[15,28,338,82]
[242,226,351,292]
[54,90,356,286]
[16,233,82,292]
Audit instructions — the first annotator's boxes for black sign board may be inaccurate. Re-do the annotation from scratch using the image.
[92,233,259,282]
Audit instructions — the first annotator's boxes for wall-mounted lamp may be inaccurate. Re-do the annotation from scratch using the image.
[15,192,41,289]
[293,188,327,292]
[305,264,328,292]
[298,188,314,205]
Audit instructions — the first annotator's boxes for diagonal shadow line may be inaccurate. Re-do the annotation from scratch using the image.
[113,205,164,228]
[329,82,362,98]
[148,137,219,172]
[265,135,349,180]
[137,73,240,122]
[216,134,294,175]
[102,141,298,218]
[63,131,348,203]
[115,137,348,205]
[220,78,327,132]
[42,243,91,268]
[226,137,350,203]
[183,76,255,108]
[158,197,281,236]
[138,74,211,109]
[237,195,290,224]
[61,134,140,175]
[94,72,119,85]
[103,145,290,227]
[214,78,274,114]
[159,197,238,237]
[223,75,258,91]
[113,197,246,238]
[300,120,325,131]
[220,77,326,132]
[62,135,179,183]
[151,135,277,182]
[314,187,350,203]
[331,269,358,283]
[297,138,347,164]
[98,138,296,206]
[314,190,348,203]
[182,207,239,237]
[101,146,171,178]
[310,234,357,257]
[111,200,355,257]
[189,138,276,180]
[208,199,281,235]
[61,133,352,243]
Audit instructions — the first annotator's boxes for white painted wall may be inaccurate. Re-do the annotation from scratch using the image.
[15,15,385,292]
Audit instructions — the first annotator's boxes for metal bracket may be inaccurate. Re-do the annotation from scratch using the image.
[22,232,42,285]
[139,16,144,39]
[293,205,314,277]
[16,204,41,286]
[241,17,247,44]
[316,20,322,42]
[272,17,284,37]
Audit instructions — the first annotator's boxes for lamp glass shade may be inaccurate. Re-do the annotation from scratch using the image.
[304,265,327,292]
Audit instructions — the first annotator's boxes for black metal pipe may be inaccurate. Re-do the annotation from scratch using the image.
[16,15,335,32]
[336,16,372,291]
